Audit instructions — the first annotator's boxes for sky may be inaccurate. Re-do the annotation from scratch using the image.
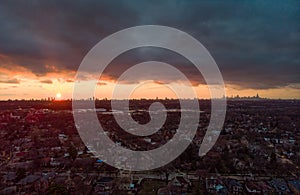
[0,0,299,100]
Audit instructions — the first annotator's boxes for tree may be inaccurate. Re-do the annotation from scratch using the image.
[68,145,78,161]
[83,146,88,154]
[165,171,169,184]
[270,152,277,164]
[47,183,68,195]
[16,168,26,182]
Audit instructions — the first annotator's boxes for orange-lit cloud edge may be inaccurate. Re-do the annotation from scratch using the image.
[0,64,299,100]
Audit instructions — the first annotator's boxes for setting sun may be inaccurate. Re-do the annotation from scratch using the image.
[56,93,62,99]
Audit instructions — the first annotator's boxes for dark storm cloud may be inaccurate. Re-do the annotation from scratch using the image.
[0,0,299,89]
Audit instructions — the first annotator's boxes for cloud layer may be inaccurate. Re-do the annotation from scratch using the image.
[0,0,299,90]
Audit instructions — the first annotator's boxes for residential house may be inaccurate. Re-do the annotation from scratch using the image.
[170,176,192,193]
[288,180,300,195]
[206,177,227,194]
[224,179,243,194]
[268,178,290,195]
[245,181,261,194]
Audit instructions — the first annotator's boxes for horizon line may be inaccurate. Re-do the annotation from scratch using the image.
[1,97,300,101]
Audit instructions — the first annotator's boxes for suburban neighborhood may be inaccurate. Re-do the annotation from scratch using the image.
[0,99,299,194]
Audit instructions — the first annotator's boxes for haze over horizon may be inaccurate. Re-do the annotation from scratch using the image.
[0,0,299,100]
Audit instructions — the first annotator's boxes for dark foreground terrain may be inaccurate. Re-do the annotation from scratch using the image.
[0,99,299,194]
